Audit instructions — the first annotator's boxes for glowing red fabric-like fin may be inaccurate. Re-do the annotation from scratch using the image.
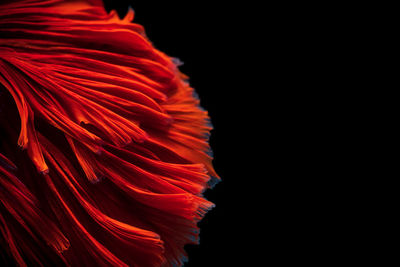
[0,0,219,266]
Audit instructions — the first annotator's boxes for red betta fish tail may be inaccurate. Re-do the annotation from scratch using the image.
[0,0,219,266]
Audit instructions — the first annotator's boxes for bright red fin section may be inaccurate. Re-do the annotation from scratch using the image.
[0,0,219,266]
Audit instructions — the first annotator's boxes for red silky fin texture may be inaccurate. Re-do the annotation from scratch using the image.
[0,62,48,173]
[63,136,214,266]
[40,134,166,267]
[0,57,103,155]
[0,0,219,266]
[0,153,69,266]
[0,213,26,267]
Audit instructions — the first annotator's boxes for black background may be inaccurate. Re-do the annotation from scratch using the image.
[102,1,249,266]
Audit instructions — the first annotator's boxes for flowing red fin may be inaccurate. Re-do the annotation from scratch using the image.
[0,0,218,266]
